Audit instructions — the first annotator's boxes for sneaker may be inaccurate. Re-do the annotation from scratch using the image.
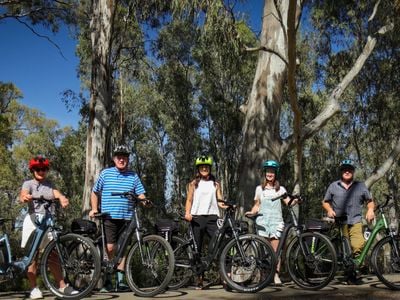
[99,280,113,293]
[274,273,282,286]
[59,284,79,295]
[30,287,43,299]
[116,282,130,292]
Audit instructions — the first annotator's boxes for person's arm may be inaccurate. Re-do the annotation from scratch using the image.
[185,182,194,221]
[365,199,375,223]
[20,188,32,204]
[215,182,226,209]
[322,200,336,218]
[246,199,260,215]
[53,189,69,208]
[89,192,100,217]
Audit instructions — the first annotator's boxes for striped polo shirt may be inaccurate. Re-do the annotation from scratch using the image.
[323,180,372,225]
[92,167,146,220]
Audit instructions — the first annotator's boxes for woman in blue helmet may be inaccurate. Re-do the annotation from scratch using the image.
[246,159,293,285]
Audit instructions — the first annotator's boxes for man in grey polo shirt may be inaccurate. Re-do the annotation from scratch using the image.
[322,159,375,284]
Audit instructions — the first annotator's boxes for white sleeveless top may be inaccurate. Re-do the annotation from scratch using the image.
[190,180,220,216]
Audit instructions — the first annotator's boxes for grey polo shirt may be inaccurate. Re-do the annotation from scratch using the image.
[22,179,55,215]
[323,180,372,225]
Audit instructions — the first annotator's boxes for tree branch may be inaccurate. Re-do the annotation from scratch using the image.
[15,17,66,60]
[244,45,288,66]
[365,136,400,188]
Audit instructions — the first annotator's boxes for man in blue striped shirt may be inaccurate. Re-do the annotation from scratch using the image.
[89,145,146,291]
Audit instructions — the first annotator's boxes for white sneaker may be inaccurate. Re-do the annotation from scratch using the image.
[30,287,43,299]
[274,273,282,285]
[59,284,79,295]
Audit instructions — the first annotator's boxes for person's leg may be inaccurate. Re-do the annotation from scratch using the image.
[348,223,365,258]
[191,216,206,289]
[268,238,282,285]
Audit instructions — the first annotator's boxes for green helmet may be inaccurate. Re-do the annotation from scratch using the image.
[340,159,355,171]
[195,155,213,167]
[263,160,280,174]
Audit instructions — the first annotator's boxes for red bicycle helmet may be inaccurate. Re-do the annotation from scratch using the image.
[29,155,50,171]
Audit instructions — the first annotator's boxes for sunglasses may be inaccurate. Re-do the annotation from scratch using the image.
[34,168,48,172]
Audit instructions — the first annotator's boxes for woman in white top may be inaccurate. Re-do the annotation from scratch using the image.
[184,155,224,289]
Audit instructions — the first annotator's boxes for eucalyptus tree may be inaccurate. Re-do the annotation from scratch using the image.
[236,0,396,210]
[79,0,171,212]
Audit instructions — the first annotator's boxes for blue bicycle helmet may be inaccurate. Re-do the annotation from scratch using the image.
[262,160,280,174]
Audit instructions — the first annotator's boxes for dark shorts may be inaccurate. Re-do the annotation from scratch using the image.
[104,219,129,244]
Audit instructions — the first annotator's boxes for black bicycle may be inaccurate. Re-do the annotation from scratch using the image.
[91,191,175,297]
[247,193,337,290]
[169,199,277,293]
[0,197,101,299]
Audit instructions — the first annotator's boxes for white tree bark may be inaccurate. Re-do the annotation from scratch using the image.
[82,0,116,214]
[238,0,393,209]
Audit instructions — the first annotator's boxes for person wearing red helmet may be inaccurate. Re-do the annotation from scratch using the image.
[20,155,76,299]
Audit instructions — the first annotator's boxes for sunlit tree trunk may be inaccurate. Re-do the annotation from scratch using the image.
[238,0,298,210]
[82,0,116,214]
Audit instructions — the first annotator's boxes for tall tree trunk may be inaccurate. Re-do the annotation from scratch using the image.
[82,0,116,214]
[238,0,297,210]
[238,0,393,211]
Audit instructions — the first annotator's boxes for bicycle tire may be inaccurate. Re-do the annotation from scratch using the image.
[219,234,276,293]
[168,235,193,290]
[40,233,101,299]
[371,235,400,290]
[286,231,337,290]
[126,234,175,297]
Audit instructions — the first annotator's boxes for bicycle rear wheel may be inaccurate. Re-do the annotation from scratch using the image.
[40,233,101,299]
[219,234,276,293]
[126,234,175,297]
[371,235,400,290]
[286,232,337,290]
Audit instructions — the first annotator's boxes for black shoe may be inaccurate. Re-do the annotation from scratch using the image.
[345,275,364,285]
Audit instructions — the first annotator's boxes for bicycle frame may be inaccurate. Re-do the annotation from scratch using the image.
[353,201,397,267]
[182,201,248,273]
[96,192,149,273]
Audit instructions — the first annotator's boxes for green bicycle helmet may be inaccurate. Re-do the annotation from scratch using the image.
[195,155,213,167]
[263,160,280,174]
[340,159,355,171]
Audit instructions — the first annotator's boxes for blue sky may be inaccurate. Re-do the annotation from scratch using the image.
[0,2,262,130]
[0,19,81,129]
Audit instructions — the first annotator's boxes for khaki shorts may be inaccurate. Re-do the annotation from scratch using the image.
[21,214,52,249]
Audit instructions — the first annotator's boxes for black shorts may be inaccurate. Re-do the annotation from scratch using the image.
[104,219,129,244]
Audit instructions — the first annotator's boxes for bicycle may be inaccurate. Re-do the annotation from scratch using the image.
[246,193,337,290]
[323,193,400,289]
[169,199,277,293]
[92,191,175,297]
[0,197,101,299]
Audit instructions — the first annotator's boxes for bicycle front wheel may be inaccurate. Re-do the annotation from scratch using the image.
[40,233,101,299]
[371,235,400,290]
[126,234,175,297]
[219,234,276,293]
[286,232,337,290]
[169,235,193,290]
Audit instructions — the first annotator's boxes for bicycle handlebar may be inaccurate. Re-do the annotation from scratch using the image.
[31,196,60,203]
[217,199,236,208]
[111,192,152,206]
[271,193,303,206]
